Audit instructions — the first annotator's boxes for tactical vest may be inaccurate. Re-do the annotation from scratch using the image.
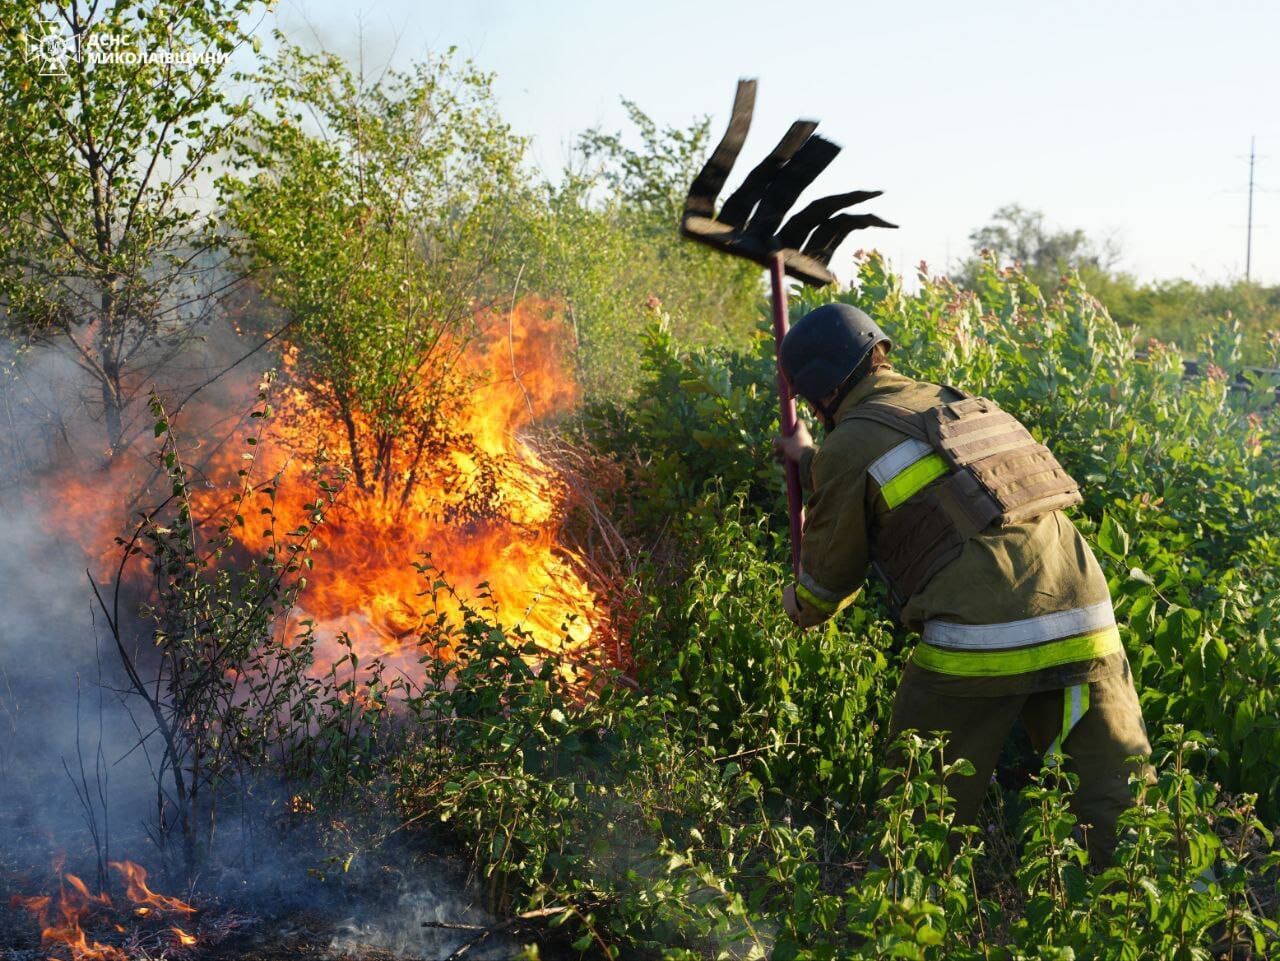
[844,390,1083,607]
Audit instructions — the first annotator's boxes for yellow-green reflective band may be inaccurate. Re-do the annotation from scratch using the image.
[1046,682,1090,764]
[880,453,948,509]
[1065,681,1090,735]
[795,582,839,614]
[912,627,1122,677]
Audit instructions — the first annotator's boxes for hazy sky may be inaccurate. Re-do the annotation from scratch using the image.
[273,0,1279,286]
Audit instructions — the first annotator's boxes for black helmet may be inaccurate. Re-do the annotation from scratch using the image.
[780,303,891,406]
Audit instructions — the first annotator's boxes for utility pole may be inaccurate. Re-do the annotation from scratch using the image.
[1246,135,1255,283]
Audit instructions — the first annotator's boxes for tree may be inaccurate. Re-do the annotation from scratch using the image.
[507,102,761,397]
[220,40,527,502]
[0,1,262,457]
[1088,273,1280,364]
[956,204,1120,293]
[957,206,1280,364]
[576,99,712,228]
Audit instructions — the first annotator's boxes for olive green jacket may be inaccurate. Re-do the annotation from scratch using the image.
[791,368,1126,695]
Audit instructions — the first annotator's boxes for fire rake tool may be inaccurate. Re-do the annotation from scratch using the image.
[679,79,897,577]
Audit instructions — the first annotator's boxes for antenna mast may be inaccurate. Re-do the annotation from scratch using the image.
[1246,135,1255,282]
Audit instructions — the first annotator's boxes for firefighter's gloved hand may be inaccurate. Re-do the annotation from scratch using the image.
[783,584,833,629]
[772,420,814,464]
[782,584,804,626]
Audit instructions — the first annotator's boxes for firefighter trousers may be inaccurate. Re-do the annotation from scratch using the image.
[885,659,1152,866]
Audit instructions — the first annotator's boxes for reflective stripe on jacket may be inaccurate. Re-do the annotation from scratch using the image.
[915,601,1122,677]
[869,439,949,509]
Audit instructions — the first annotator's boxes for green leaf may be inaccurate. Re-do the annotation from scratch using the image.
[1127,567,1154,586]
[1098,513,1130,559]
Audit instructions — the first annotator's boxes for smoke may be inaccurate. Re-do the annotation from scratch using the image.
[0,297,277,875]
[0,442,155,872]
[328,876,517,960]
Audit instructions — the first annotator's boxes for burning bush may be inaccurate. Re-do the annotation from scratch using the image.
[182,297,608,669]
[54,291,617,887]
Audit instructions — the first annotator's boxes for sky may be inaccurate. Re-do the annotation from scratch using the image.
[272,0,1280,286]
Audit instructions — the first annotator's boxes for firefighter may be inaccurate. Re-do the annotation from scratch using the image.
[771,302,1150,865]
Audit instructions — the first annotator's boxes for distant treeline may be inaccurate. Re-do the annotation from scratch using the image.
[954,205,1279,368]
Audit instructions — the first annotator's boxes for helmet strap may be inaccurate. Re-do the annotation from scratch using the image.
[814,352,875,429]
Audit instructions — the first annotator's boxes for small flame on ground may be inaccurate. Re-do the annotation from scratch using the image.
[10,893,51,915]
[109,859,196,915]
[12,859,197,960]
[64,872,112,909]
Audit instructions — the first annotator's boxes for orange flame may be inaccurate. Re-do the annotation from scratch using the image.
[9,893,51,919]
[36,925,127,961]
[64,873,113,909]
[13,860,196,960]
[171,926,198,947]
[108,860,195,915]
[32,298,613,688]
[192,298,608,674]
[14,872,120,960]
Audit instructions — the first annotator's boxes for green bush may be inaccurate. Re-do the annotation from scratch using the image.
[393,598,1280,958]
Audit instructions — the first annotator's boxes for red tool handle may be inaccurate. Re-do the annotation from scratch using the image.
[769,253,804,579]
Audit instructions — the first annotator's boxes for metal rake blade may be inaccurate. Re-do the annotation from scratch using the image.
[680,79,897,287]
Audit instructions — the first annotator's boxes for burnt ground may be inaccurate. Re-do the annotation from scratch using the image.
[0,803,553,961]
[0,751,574,961]
[1,876,543,961]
